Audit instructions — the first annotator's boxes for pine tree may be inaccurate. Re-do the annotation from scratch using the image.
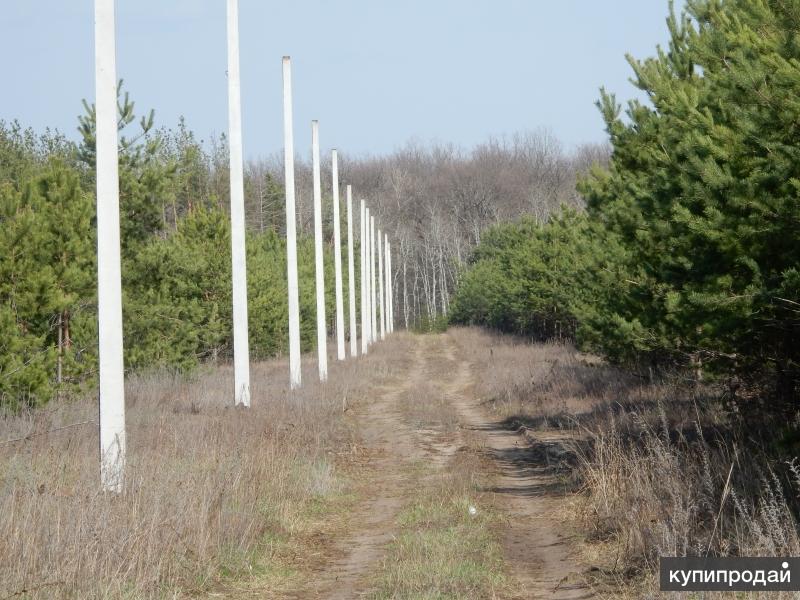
[0,162,92,405]
[579,0,800,389]
[78,81,176,250]
[26,164,95,388]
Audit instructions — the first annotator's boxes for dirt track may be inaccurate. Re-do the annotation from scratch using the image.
[289,332,592,599]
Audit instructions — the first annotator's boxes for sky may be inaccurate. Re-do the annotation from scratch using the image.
[2,1,684,159]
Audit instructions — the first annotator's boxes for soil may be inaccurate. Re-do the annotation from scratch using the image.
[287,333,594,599]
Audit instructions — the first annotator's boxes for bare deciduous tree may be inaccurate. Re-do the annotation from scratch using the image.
[241,130,609,328]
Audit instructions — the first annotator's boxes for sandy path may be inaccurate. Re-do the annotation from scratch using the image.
[295,340,429,599]
[289,332,592,599]
[437,335,593,599]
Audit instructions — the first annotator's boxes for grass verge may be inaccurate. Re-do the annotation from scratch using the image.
[368,335,507,599]
[371,482,504,598]
[449,326,800,599]
[0,340,400,599]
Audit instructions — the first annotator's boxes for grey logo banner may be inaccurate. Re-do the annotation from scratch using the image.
[660,557,800,591]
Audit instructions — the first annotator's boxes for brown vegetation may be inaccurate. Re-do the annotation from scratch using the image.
[8,326,796,598]
[0,341,402,599]
[449,326,800,597]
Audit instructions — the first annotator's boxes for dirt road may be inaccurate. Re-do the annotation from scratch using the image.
[289,332,592,599]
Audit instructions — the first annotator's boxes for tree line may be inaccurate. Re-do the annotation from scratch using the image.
[1,79,605,406]
[0,90,342,408]
[254,132,608,329]
[451,0,800,404]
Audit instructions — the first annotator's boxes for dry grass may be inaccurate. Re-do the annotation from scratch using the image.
[397,379,460,434]
[370,437,505,600]
[449,326,622,427]
[395,344,462,435]
[449,326,800,599]
[0,340,401,599]
[369,335,505,599]
[578,406,800,599]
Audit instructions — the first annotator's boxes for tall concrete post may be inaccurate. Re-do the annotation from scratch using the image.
[226,0,251,407]
[391,242,395,332]
[360,201,369,355]
[385,235,391,334]
[378,228,386,340]
[311,121,328,381]
[389,239,394,333]
[331,151,345,361]
[365,207,372,349]
[370,216,377,342]
[95,0,126,493]
[346,186,358,357]
[282,57,301,389]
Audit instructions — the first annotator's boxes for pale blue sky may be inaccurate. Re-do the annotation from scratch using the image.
[3,1,683,158]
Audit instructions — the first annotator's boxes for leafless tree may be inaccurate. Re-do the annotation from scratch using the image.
[242,130,609,328]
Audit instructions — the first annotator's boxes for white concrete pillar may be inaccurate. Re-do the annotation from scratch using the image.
[365,206,372,349]
[95,0,126,493]
[311,121,328,381]
[227,0,251,408]
[331,151,345,361]
[389,239,394,333]
[370,216,377,342]
[385,239,390,334]
[346,186,358,357]
[360,201,369,355]
[385,235,391,334]
[282,57,301,389]
[378,228,385,340]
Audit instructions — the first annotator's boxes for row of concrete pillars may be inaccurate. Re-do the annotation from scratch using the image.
[94,0,398,492]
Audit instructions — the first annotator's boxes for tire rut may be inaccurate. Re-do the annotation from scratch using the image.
[287,333,593,599]
[294,341,429,599]
[437,333,593,600]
